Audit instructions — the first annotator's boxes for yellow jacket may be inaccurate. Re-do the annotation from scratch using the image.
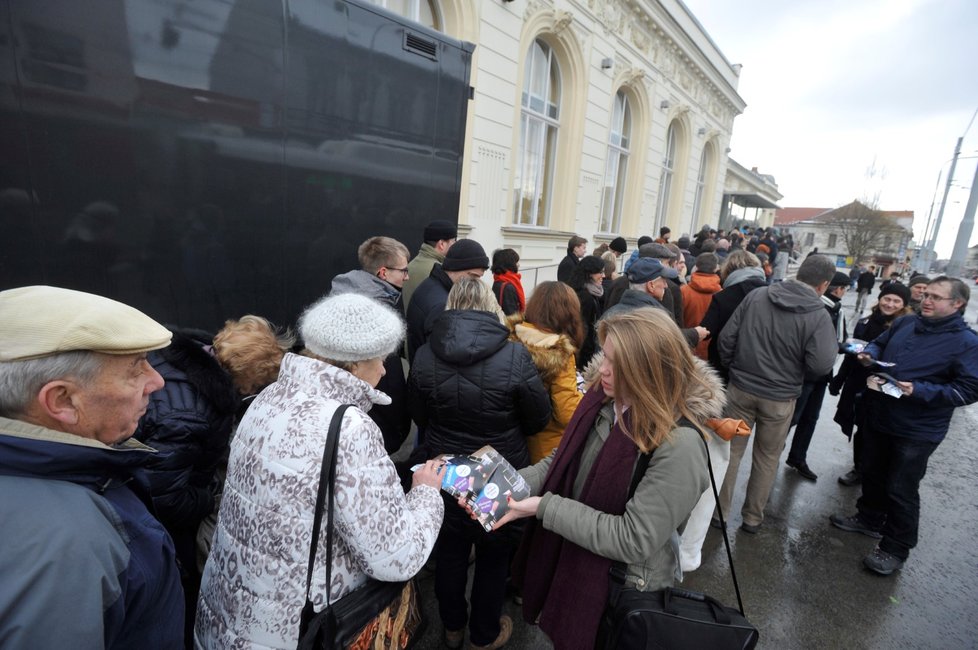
[510,319,583,463]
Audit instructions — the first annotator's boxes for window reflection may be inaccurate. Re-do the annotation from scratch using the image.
[366,0,439,31]
[514,39,560,227]
[600,91,631,233]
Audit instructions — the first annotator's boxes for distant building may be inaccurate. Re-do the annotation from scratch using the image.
[775,201,914,274]
[720,161,782,230]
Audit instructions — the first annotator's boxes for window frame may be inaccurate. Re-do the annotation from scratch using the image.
[599,90,632,234]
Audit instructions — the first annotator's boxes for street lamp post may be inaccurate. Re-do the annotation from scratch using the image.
[923,137,963,272]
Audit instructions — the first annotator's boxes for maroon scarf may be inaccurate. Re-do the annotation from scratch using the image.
[493,270,526,312]
[511,385,640,649]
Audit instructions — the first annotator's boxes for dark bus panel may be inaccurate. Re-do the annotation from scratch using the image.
[0,0,473,329]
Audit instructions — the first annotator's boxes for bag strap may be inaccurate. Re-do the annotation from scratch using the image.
[689,419,748,618]
[303,404,353,604]
[608,419,748,618]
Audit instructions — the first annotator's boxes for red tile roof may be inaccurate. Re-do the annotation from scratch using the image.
[774,207,830,225]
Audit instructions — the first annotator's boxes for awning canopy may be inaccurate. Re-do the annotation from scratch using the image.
[725,192,781,210]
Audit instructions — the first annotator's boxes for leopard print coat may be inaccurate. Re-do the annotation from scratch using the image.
[195,353,443,649]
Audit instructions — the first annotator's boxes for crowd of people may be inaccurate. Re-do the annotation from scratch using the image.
[2,219,977,650]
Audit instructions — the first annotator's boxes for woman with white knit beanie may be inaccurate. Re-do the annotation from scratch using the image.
[196,293,446,649]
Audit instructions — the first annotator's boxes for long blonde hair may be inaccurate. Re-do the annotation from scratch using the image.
[598,307,715,451]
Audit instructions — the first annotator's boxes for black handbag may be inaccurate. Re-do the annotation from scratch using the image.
[598,426,760,649]
[297,404,425,650]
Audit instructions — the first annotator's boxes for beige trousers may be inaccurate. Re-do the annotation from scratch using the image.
[716,383,797,527]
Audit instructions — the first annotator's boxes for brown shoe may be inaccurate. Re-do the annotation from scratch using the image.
[470,615,513,650]
[443,628,464,649]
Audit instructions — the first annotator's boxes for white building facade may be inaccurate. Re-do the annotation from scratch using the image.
[368,0,746,273]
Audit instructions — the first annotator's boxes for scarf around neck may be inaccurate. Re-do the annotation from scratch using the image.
[493,270,526,312]
[512,385,641,649]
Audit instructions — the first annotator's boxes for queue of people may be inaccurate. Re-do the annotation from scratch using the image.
[2,219,977,650]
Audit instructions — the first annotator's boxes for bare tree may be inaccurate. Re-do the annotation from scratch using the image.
[825,200,894,264]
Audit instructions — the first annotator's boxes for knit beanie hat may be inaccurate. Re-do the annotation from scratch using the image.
[578,255,606,274]
[878,282,911,307]
[442,238,489,272]
[637,235,654,247]
[907,274,930,288]
[300,293,404,362]
[609,236,628,254]
[423,219,457,242]
[829,272,851,287]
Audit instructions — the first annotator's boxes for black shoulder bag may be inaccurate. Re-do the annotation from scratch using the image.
[297,404,425,650]
[598,424,759,649]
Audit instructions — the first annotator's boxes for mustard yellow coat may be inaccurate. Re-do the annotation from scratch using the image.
[510,319,583,463]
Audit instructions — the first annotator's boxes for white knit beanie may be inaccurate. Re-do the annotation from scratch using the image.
[299,293,405,362]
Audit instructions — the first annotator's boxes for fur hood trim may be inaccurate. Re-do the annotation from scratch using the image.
[580,351,725,422]
[507,316,577,386]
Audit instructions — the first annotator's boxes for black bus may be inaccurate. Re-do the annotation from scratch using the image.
[0,0,473,329]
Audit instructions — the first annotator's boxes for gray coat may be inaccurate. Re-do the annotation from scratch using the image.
[718,279,837,400]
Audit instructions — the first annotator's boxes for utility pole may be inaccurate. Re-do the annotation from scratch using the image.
[945,161,978,277]
[924,137,963,272]
[913,170,943,273]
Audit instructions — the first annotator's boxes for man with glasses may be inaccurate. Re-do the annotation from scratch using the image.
[831,277,978,575]
[330,236,413,453]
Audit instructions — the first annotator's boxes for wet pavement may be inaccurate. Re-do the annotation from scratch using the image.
[409,287,978,649]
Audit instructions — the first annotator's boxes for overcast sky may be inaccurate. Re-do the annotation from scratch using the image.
[682,0,978,258]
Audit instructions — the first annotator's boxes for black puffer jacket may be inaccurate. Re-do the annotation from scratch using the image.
[135,330,237,535]
[406,264,454,363]
[408,309,552,469]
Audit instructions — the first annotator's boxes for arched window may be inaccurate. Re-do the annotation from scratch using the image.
[366,0,439,31]
[691,144,713,231]
[655,122,678,230]
[599,91,631,233]
[514,39,561,227]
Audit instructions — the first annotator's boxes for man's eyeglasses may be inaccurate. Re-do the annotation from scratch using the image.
[921,292,952,302]
[385,267,410,275]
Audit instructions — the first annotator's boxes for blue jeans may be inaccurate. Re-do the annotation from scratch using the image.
[856,424,939,560]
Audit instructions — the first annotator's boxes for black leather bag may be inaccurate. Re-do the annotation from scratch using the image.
[296,405,425,650]
[597,426,759,650]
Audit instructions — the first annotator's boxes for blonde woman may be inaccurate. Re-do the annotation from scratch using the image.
[496,307,721,650]
[408,278,552,649]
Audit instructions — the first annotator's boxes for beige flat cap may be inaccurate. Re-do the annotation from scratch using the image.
[0,286,172,361]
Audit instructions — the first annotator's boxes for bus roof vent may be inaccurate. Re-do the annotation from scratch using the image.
[404,32,438,60]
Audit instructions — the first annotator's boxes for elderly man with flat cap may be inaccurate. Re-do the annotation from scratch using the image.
[0,286,184,649]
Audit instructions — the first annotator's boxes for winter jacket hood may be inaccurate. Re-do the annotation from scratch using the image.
[409,310,553,469]
[331,269,402,310]
[766,279,826,313]
[723,266,766,289]
[430,309,510,366]
[687,272,721,295]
